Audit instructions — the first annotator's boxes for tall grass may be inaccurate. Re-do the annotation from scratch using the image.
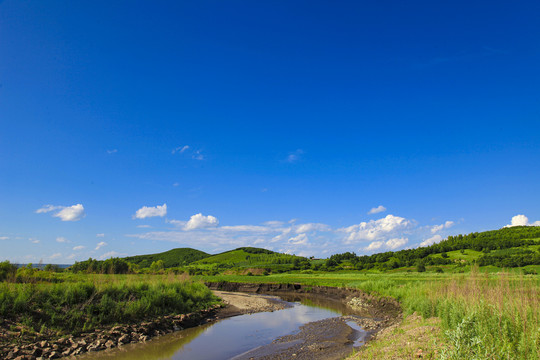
[202,269,539,359]
[0,273,220,334]
[428,270,539,360]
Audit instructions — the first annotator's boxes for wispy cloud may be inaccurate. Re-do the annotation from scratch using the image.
[133,203,167,219]
[192,150,205,160]
[285,149,304,163]
[431,221,454,233]
[96,233,105,237]
[29,238,40,244]
[0,236,9,240]
[172,145,189,154]
[99,251,124,260]
[420,234,443,247]
[36,204,86,221]
[95,241,107,250]
[56,237,69,243]
[73,245,85,251]
[107,149,118,154]
[368,205,386,215]
[339,214,412,243]
[128,213,451,257]
[364,237,408,252]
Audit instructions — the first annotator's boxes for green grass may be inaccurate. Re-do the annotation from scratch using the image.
[201,269,540,360]
[192,248,302,269]
[124,248,211,268]
[0,273,220,335]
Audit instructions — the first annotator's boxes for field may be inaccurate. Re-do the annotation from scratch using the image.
[0,272,219,335]
[1,226,540,359]
[201,268,540,360]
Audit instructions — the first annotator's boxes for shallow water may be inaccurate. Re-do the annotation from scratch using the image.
[75,294,368,360]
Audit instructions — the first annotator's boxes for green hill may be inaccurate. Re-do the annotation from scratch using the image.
[124,248,210,268]
[329,226,540,271]
[193,247,306,269]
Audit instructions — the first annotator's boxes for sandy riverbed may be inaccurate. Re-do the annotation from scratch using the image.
[212,290,289,317]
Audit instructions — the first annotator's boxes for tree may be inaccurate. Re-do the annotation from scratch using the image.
[416,261,426,272]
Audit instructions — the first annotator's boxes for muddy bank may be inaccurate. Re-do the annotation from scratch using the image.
[234,317,358,360]
[213,291,290,318]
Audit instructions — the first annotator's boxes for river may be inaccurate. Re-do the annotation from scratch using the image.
[74,293,370,360]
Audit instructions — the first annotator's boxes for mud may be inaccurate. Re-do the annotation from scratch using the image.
[212,291,290,318]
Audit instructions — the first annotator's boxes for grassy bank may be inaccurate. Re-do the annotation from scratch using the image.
[0,273,219,336]
[201,268,540,360]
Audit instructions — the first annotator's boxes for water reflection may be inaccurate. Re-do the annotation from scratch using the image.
[74,294,364,360]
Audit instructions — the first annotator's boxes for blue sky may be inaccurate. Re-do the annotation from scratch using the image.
[1,0,539,263]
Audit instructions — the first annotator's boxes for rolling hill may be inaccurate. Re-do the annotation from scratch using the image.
[124,248,211,268]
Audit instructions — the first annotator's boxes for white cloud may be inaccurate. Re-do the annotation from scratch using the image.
[192,150,205,160]
[385,237,408,250]
[107,149,118,154]
[365,241,383,251]
[36,205,61,214]
[221,225,271,232]
[184,213,219,230]
[73,245,85,251]
[431,221,454,233]
[339,214,412,243]
[36,204,86,221]
[295,223,331,233]
[137,224,151,228]
[420,234,443,247]
[0,236,9,240]
[95,241,107,250]
[99,251,122,260]
[50,253,62,260]
[173,182,180,187]
[29,238,40,244]
[286,149,304,163]
[56,237,69,243]
[368,205,387,215]
[96,233,105,237]
[263,221,284,227]
[172,145,190,154]
[504,214,540,227]
[364,238,408,252]
[288,233,309,245]
[133,203,167,219]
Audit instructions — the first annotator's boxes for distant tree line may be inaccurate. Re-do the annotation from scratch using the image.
[326,226,540,270]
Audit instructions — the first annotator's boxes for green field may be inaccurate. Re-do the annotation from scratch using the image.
[201,269,540,360]
[0,271,219,335]
[2,226,540,359]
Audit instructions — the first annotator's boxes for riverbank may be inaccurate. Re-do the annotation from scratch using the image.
[0,289,294,360]
[208,282,403,360]
[1,305,222,360]
[213,290,289,317]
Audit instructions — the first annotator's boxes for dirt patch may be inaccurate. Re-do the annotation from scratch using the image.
[213,291,290,318]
